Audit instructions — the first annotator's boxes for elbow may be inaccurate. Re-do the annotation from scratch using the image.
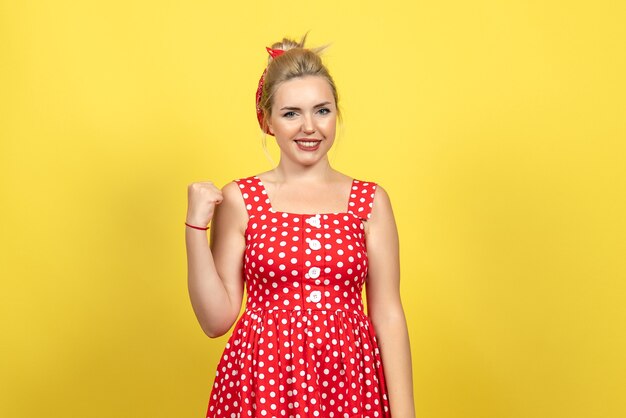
[204,328,226,339]
[202,323,230,339]
[200,314,238,339]
[369,303,407,330]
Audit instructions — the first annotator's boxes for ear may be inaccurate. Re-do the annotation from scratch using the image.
[266,118,274,135]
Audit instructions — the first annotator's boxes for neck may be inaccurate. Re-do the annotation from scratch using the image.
[273,157,334,184]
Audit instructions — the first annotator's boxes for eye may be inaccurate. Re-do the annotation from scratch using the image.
[318,108,331,115]
[282,111,297,118]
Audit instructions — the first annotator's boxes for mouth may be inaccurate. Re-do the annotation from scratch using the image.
[294,139,322,151]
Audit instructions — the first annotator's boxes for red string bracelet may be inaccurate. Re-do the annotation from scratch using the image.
[185,222,210,230]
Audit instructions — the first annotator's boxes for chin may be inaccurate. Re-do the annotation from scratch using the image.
[292,154,327,165]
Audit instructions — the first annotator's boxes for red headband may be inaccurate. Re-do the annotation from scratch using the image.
[256,47,285,135]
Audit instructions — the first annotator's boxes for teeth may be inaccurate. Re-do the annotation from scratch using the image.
[297,141,319,147]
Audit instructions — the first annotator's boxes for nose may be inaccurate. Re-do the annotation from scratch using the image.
[302,112,316,134]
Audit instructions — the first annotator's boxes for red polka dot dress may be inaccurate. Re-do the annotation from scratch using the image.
[206,175,391,418]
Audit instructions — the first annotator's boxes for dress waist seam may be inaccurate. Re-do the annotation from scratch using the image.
[243,307,367,315]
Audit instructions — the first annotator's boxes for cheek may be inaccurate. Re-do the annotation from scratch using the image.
[277,122,300,135]
[322,118,337,134]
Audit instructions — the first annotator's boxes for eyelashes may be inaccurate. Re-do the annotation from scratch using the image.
[282,108,332,118]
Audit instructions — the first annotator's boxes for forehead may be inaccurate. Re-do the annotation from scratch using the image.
[272,75,334,106]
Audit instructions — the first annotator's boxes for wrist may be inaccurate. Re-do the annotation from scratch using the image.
[185,221,210,230]
[185,214,209,226]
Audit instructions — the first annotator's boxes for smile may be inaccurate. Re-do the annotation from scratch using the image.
[294,139,322,151]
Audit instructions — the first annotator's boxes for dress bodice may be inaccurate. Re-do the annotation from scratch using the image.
[236,175,378,313]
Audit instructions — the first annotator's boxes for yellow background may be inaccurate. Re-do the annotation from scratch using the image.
[1,1,625,417]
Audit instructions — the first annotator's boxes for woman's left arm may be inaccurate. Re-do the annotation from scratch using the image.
[365,184,416,418]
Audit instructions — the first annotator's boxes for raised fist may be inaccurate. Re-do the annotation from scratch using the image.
[186,181,224,227]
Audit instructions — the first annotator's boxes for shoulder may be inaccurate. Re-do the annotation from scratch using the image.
[221,180,244,200]
[372,182,389,202]
[213,180,248,230]
[227,174,262,199]
[209,181,248,257]
[352,177,378,188]
[369,183,394,223]
[351,178,383,203]
[364,183,398,241]
[232,174,257,186]
[251,170,274,184]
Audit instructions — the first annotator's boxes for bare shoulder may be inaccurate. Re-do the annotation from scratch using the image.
[335,170,353,183]
[255,169,276,183]
[372,184,393,216]
[221,180,243,201]
[362,184,399,256]
[367,183,397,232]
[213,181,248,233]
[221,181,247,214]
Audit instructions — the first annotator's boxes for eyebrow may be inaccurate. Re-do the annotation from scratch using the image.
[279,101,332,111]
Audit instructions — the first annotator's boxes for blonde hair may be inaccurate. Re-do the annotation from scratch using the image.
[259,33,342,131]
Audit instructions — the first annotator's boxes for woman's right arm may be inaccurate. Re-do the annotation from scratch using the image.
[185,181,248,338]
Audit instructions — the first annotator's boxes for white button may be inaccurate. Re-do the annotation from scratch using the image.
[305,215,321,228]
[310,290,321,303]
[308,267,321,279]
[309,239,321,250]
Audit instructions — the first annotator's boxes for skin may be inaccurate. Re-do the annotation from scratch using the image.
[186,74,416,417]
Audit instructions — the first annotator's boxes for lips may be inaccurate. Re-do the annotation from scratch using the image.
[294,139,322,151]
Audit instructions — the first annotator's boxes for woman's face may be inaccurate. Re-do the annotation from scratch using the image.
[267,75,337,167]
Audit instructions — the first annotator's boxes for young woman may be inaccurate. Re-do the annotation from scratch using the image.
[186,34,416,418]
